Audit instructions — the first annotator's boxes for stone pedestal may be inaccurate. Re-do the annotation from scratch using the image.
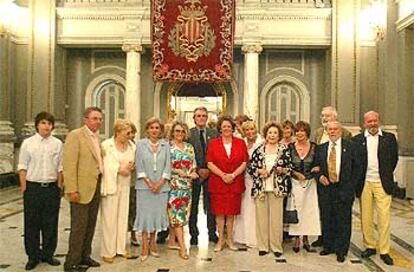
[0,121,16,174]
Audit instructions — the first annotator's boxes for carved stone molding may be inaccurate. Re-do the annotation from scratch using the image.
[122,43,144,53]
[56,7,145,21]
[0,121,16,142]
[242,44,263,54]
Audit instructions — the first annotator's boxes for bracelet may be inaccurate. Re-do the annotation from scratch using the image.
[231,173,235,179]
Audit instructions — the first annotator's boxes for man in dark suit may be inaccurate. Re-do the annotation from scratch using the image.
[353,111,398,266]
[188,106,219,245]
[311,106,352,247]
[63,107,103,272]
[315,121,356,263]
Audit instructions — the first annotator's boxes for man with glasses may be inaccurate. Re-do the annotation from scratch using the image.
[63,107,103,272]
[188,107,219,245]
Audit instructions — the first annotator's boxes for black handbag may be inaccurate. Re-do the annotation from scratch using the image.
[283,193,299,224]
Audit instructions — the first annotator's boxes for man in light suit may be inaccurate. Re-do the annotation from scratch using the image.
[188,106,219,245]
[353,111,398,266]
[63,107,103,272]
[315,121,356,263]
[311,105,352,247]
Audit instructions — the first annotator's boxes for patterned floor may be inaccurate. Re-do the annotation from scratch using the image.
[0,186,413,272]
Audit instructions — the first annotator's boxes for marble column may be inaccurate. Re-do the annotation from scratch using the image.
[122,43,143,139]
[241,43,262,123]
[0,29,16,173]
[330,0,360,125]
[22,0,67,138]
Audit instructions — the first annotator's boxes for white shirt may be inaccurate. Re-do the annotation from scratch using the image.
[364,129,382,182]
[223,142,232,158]
[85,126,104,174]
[18,133,63,183]
[327,138,342,181]
[264,153,277,192]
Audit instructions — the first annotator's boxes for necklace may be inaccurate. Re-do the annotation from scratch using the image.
[150,140,159,147]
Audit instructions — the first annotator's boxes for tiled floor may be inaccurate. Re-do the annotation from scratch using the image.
[0,186,413,272]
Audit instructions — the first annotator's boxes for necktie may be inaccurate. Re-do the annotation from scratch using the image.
[328,142,337,182]
[200,129,206,157]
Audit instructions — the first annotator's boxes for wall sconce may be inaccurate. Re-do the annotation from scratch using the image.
[369,0,387,41]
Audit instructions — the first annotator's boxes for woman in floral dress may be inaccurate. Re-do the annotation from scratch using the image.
[167,121,198,260]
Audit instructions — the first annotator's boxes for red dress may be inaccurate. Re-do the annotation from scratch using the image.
[206,136,249,215]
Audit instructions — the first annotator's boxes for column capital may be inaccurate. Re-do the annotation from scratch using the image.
[122,43,144,53]
[241,44,263,54]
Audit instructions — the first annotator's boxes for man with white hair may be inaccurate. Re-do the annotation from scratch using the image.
[353,111,398,266]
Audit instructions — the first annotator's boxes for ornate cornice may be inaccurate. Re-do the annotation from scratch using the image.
[241,44,263,54]
[396,11,414,32]
[56,7,146,20]
[237,8,331,21]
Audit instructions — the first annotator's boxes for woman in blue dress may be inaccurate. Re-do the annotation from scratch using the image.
[134,117,171,261]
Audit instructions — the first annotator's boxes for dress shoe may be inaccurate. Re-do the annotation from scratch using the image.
[42,257,61,266]
[178,251,189,260]
[303,244,316,253]
[361,248,376,258]
[380,254,394,266]
[293,246,300,253]
[168,245,180,250]
[274,252,283,258]
[258,251,268,256]
[311,238,323,247]
[102,256,114,263]
[209,234,219,243]
[80,257,100,267]
[25,259,39,270]
[190,236,198,245]
[319,250,334,256]
[118,252,138,259]
[64,264,86,272]
[337,254,346,263]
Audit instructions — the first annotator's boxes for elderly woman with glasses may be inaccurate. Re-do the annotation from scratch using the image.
[100,119,137,263]
[166,121,198,260]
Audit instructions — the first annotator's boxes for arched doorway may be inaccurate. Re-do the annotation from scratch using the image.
[167,83,227,127]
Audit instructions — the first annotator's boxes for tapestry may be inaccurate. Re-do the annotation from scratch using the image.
[152,0,235,82]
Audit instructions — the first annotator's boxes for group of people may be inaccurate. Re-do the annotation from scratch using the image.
[17,105,398,271]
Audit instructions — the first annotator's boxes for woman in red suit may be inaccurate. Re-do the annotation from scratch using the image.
[206,116,249,252]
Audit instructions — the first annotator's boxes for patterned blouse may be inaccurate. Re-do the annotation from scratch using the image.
[169,142,197,191]
[247,143,293,199]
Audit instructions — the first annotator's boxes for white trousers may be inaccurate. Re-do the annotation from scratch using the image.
[100,182,130,257]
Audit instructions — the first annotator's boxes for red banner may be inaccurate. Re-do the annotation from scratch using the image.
[152,0,235,82]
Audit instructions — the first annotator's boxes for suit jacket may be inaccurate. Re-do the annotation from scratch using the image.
[353,131,398,197]
[315,138,356,203]
[312,126,353,145]
[188,127,219,170]
[63,126,101,204]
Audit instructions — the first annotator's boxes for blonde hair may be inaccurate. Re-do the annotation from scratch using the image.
[241,121,257,135]
[144,117,164,138]
[113,119,132,137]
[168,121,190,141]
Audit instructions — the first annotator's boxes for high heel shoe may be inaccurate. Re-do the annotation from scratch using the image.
[226,239,238,251]
[140,255,148,262]
[214,241,224,252]
[293,238,300,253]
[303,244,316,253]
[178,250,189,260]
[293,246,300,253]
[150,250,160,258]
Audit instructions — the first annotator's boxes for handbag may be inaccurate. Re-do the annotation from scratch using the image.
[283,193,299,224]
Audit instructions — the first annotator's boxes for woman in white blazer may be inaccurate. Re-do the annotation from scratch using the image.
[100,119,137,263]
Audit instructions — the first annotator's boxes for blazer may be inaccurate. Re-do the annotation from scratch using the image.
[353,131,398,197]
[101,137,136,196]
[188,127,219,170]
[312,126,352,145]
[315,138,356,203]
[63,126,101,204]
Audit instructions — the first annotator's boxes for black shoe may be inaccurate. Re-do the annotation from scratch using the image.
[258,251,268,256]
[303,244,316,253]
[337,254,346,263]
[156,237,166,244]
[190,236,198,245]
[80,257,100,267]
[25,259,39,270]
[311,238,323,247]
[42,257,60,266]
[293,246,300,253]
[319,250,334,256]
[274,252,283,258]
[209,234,219,243]
[361,248,376,258]
[380,254,394,266]
[64,265,86,272]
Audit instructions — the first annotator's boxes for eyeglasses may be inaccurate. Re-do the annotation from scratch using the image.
[174,129,185,133]
[195,114,207,118]
[86,117,103,121]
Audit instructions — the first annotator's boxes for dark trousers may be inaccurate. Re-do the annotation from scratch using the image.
[189,179,216,238]
[23,181,61,261]
[64,184,100,266]
[319,184,353,256]
[128,186,136,232]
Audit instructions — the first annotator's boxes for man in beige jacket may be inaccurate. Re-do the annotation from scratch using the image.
[63,107,103,272]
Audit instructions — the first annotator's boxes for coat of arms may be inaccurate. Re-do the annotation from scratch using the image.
[168,0,216,62]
